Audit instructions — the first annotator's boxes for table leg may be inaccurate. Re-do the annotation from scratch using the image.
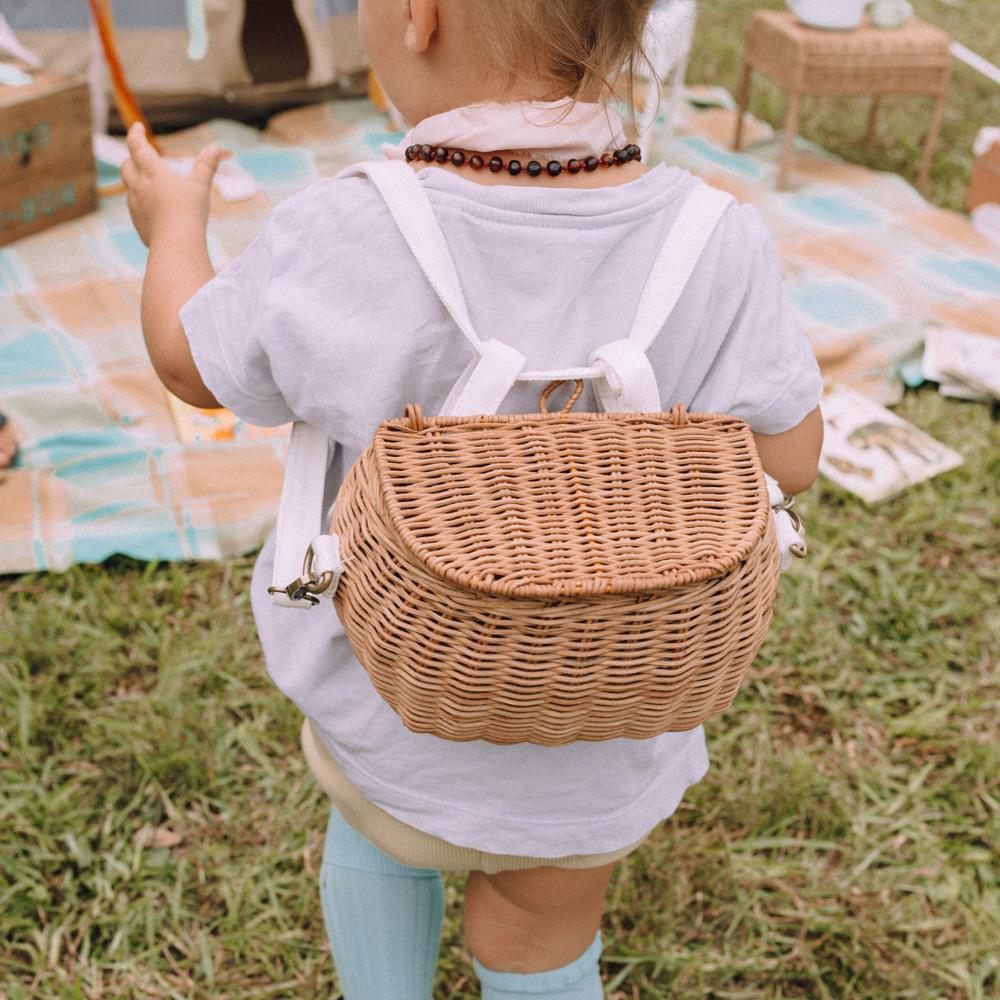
[777,91,802,190]
[917,91,946,194]
[865,95,881,149]
[733,62,752,151]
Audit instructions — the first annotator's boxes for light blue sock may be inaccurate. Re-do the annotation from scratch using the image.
[319,805,445,1000]
[473,932,605,998]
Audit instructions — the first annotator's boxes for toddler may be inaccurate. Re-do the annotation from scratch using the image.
[123,0,824,996]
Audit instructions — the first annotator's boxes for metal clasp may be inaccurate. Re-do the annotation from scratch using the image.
[267,544,338,606]
[772,493,808,560]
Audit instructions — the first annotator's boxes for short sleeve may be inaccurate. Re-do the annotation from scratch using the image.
[179,217,295,427]
[724,209,823,435]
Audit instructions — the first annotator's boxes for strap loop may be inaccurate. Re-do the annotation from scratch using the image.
[589,338,662,413]
[442,337,526,417]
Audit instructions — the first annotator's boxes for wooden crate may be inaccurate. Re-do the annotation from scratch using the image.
[0,73,97,247]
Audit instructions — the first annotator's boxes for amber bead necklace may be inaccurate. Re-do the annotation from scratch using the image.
[404,142,642,178]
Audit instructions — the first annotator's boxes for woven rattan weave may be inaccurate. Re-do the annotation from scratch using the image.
[330,389,781,746]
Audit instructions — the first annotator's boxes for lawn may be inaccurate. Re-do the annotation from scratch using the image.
[2,2,999,998]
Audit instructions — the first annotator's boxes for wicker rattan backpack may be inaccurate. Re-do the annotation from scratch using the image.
[268,161,806,747]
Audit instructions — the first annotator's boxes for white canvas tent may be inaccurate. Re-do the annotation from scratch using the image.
[2,0,367,125]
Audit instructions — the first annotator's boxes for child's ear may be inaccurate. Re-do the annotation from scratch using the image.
[404,0,437,53]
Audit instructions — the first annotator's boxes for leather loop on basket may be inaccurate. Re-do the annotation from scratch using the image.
[403,404,425,431]
[669,403,689,426]
[539,379,585,416]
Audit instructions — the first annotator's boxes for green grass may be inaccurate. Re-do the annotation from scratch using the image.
[2,393,997,998]
[3,3,1000,997]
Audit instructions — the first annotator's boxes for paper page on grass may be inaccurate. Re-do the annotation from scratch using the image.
[922,329,989,400]
[923,326,1000,399]
[819,387,963,504]
[938,377,990,402]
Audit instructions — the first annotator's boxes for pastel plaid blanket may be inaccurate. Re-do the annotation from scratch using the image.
[1,97,998,574]
[653,102,1000,402]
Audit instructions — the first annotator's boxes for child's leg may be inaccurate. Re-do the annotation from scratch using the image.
[472,932,605,999]
[464,862,616,998]
[320,805,445,1000]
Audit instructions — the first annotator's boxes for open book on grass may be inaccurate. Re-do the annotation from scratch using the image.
[819,387,963,504]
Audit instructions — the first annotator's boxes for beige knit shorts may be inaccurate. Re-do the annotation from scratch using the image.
[301,718,650,875]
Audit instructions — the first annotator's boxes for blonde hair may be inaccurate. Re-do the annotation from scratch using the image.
[462,0,657,109]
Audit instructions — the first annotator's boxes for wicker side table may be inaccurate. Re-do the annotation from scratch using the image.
[733,11,951,191]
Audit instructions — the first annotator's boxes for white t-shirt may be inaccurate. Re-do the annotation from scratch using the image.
[180,163,823,858]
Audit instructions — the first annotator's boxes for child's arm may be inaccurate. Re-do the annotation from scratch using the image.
[753,404,824,496]
[121,123,227,408]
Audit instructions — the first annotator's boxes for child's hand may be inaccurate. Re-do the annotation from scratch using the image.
[121,122,230,247]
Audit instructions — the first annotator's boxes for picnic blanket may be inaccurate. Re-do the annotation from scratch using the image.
[657,95,1000,398]
[1,95,998,574]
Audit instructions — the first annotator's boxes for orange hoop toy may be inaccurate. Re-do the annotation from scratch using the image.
[87,0,162,154]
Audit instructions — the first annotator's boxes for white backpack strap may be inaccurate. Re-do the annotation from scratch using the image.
[590,339,661,413]
[628,183,734,352]
[442,338,527,416]
[342,161,483,354]
[269,422,344,608]
[344,160,526,417]
[590,182,734,413]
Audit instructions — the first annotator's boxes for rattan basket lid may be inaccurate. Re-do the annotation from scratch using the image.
[373,405,771,599]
